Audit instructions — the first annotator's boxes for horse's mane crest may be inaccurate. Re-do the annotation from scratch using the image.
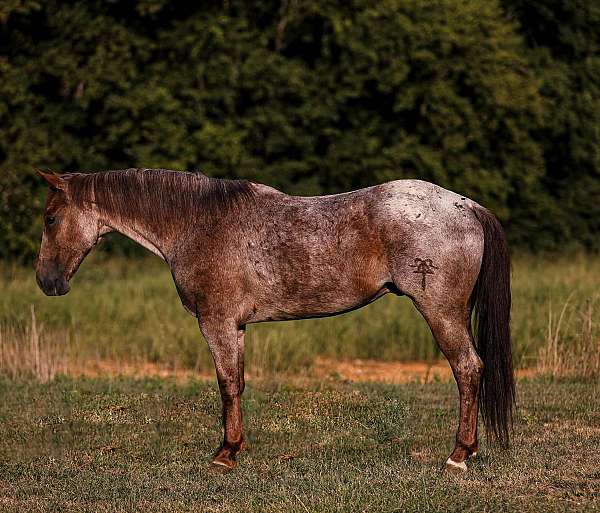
[67,168,255,227]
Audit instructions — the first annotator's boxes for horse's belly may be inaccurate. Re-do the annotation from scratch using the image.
[252,279,390,322]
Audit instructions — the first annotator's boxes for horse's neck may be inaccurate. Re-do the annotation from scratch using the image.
[101,212,171,261]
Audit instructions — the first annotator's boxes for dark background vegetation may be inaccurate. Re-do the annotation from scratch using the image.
[1,0,599,261]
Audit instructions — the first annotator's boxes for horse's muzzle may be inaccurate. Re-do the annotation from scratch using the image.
[36,271,70,296]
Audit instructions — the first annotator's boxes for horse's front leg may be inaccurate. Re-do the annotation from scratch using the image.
[199,318,246,469]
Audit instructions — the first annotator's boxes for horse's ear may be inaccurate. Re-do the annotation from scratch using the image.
[38,171,66,191]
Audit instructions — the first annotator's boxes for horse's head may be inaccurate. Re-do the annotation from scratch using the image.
[35,172,103,296]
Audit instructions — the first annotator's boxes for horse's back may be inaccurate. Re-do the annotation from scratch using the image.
[255,178,480,223]
[253,178,484,248]
[252,178,484,273]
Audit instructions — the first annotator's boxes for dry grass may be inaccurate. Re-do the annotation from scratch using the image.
[537,293,600,378]
[0,254,599,380]
[0,307,73,382]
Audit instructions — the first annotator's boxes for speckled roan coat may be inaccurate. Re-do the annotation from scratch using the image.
[36,169,515,472]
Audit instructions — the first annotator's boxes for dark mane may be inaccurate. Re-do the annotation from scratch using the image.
[66,168,255,229]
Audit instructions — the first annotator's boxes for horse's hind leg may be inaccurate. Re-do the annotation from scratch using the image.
[416,302,483,472]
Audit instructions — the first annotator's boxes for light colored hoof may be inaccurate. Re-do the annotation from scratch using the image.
[445,457,467,473]
[470,451,477,459]
[211,458,236,472]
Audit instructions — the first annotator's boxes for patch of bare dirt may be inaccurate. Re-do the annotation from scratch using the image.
[65,357,539,384]
[313,357,453,383]
[68,359,213,381]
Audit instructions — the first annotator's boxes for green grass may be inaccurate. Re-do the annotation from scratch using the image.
[1,252,599,374]
[0,376,598,512]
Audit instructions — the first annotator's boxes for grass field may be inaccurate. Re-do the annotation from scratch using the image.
[1,252,599,378]
[1,253,598,511]
[0,375,598,512]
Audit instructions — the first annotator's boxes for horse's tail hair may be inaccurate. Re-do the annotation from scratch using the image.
[471,205,515,447]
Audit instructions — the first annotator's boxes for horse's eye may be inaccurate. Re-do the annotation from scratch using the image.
[46,216,56,227]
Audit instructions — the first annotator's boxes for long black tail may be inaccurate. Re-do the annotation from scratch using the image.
[471,205,515,447]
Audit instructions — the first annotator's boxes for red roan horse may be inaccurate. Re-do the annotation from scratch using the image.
[36,168,514,471]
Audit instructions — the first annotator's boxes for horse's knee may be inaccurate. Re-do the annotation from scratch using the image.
[218,376,240,401]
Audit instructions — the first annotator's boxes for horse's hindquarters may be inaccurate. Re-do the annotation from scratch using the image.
[373,181,484,304]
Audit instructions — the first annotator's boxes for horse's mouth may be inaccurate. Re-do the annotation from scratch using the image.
[36,275,70,296]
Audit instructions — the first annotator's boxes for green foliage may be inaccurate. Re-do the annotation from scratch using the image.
[0,0,598,260]
[501,0,600,250]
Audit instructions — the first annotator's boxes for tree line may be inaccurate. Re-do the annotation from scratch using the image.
[1,0,598,261]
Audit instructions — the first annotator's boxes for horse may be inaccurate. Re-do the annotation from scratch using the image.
[35,168,514,472]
